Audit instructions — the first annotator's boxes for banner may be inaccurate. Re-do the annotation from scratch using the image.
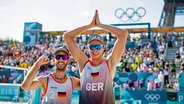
[114,72,158,88]
[122,90,167,104]
[0,85,30,102]
[0,85,19,101]
[178,91,184,102]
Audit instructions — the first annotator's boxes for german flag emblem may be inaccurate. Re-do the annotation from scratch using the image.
[91,72,99,78]
[58,92,66,99]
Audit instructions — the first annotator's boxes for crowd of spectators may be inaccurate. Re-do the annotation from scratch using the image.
[0,33,184,92]
[116,33,184,91]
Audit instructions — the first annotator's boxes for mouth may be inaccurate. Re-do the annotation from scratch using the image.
[57,61,65,66]
[92,53,99,56]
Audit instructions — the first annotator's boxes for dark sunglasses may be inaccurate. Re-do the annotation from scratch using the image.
[55,54,69,60]
[89,44,103,50]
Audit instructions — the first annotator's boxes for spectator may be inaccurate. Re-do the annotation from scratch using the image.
[163,68,169,86]
[138,80,144,90]
[113,83,122,104]
[171,35,176,47]
[167,81,173,89]
[179,45,184,60]
[153,79,159,90]
[71,62,80,78]
[147,80,152,91]
[181,62,184,73]
[165,60,170,70]
[2,75,8,83]
[124,64,131,72]
[170,60,176,78]
[157,71,164,91]
[173,80,180,91]
[129,80,135,90]
[175,51,181,67]
[122,81,129,90]
[131,62,138,72]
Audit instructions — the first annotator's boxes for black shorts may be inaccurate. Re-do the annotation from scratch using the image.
[171,69,176,73]
[115,95,120,100]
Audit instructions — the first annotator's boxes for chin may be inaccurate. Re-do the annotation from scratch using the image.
[56,67,66,71]
[57,69,65,72]
[56,65,67,71]
[91,56,101,60]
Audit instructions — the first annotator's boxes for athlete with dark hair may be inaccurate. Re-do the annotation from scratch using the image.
[21,47,80,104]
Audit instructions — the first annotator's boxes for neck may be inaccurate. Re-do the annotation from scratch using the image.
[90,58,104,66]
[53,71,67,81]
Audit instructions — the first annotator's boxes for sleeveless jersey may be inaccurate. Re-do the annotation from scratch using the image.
[41,74,73,104]
[79,60,115,104]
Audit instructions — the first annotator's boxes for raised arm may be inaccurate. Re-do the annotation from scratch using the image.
[95,10,128,78]
[64,11,97,72]
[21,55,49,91]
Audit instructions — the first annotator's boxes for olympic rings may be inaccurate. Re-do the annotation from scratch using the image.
[145,94,160,102]
[115,7,146,22]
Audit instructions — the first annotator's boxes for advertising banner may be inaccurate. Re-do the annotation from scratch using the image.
[122,90,167,104]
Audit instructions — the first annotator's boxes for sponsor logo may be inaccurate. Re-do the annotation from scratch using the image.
[179,95,184,102]
[50,87,57,89]
[87,67,91,69]
[145,94,160,102]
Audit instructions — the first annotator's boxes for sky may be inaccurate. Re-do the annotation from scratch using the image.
[0,0,183,42]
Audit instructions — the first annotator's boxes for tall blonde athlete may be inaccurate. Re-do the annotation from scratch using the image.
[64,10,128,104]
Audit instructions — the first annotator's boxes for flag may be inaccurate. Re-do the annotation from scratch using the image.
[91,72,99,78]
[58,92,66,99]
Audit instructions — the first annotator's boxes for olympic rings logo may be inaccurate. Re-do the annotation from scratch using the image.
[115,7,146,22]
[145,94,160,102]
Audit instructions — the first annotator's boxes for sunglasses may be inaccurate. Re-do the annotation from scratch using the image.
[55,54,69,60]
[89,44,103,50]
